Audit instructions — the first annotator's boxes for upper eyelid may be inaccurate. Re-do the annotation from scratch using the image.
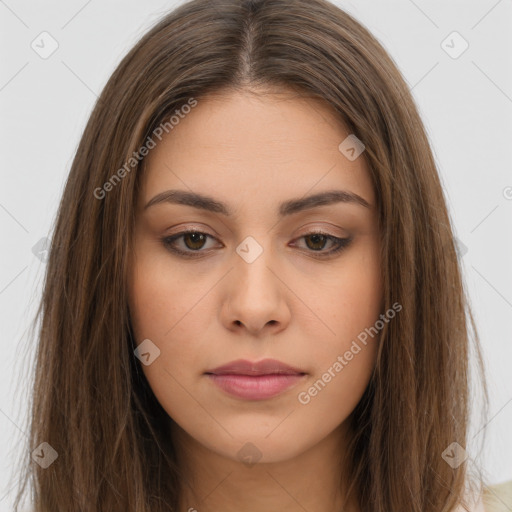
[167,221,346,236]
[167,228,343,241]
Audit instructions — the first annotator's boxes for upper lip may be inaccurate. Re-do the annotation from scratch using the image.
[205,358,306,376]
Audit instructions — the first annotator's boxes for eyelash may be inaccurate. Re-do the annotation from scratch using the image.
[160,230,352,259]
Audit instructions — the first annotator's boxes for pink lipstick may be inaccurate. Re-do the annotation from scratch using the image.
[205,358,307,400]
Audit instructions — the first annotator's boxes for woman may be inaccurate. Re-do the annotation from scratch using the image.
[13,0,509,510]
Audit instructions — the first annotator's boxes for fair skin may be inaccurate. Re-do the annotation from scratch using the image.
[127,88,383,512]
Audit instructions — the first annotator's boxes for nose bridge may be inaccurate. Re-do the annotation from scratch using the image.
[233,234,276,290]
[226,232,287,315]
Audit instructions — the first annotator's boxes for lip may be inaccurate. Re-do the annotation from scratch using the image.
[205,358,307,400]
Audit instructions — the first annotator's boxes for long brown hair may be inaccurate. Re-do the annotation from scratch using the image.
[12,0,488,510]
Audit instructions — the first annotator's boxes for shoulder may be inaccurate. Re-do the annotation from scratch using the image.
[481,479,512,512]
[452,479,512,512]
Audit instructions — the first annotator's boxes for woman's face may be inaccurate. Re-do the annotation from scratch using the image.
[128,89,383,465]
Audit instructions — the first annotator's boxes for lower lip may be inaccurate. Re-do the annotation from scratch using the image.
[206,373,306,400]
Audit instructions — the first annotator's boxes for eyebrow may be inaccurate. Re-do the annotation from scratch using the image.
[144,189,371,216]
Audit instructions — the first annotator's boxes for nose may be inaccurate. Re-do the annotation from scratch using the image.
[219,240,291,337]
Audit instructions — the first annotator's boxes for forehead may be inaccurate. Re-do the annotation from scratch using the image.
[139,89,375,214]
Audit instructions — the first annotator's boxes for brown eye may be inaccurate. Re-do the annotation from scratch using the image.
[292,231,353,258]
[304,233,329,251]
[182,232,207,250]
[161,231,219,257]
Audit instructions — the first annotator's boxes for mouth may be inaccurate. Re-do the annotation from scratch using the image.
[204,358,307,400]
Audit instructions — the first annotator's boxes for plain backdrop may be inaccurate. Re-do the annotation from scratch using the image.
[1,0,511,509]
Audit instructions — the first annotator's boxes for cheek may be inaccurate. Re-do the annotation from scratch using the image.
[296,295,381,424]
[311,237,382,345]
[127,250,213,394]
[300,239,382,402]
[128,246,206,341]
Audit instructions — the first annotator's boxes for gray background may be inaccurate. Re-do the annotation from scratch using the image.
[1,0,511,509]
